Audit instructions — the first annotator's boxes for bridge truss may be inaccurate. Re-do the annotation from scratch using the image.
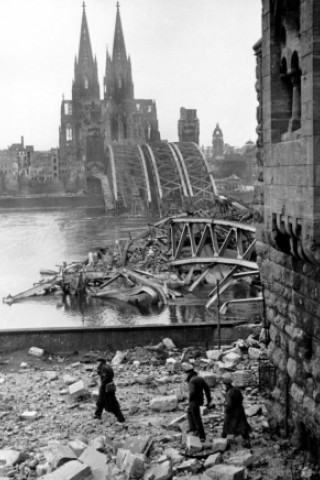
[102,141,217,217]
[168,217,259,309]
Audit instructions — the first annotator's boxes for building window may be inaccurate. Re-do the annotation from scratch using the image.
[84,77,89,89]
[66,124,73,142]
[64,103,72,116]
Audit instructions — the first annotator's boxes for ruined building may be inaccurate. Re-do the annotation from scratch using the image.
[255,0,320,457]
[178,108,200,144]
[59,3,160,192]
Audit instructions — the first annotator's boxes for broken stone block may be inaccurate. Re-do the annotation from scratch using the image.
[185,435,202,455]
[68,439,87,457]
[168,413,187,428]
[133,360,140,369]
[20,411,38,421]
[116,448,145,479]
[36,463,49,477]
[63,374,77,385]
[112,350,127,365]
[69,381,86,400]
[144,459,172,480]
[204,453,222,469]
[42,443,77,469]
[232,371,251,388]
[123,435,153,455]
[211,438,228,453]
[205,464,245,480]
[245,405,261,417]
[206,350,223,361]
[79,447,108,477]
[20,362,28,369]
[150,395,178,412]
[37,460,93,480]
[89,436,105,451]
[248,347,261,360]
[166,358,180,372]
[177,458,201,473]
[44,371,58,381]
[226,449,254,467]
[163,448,183,464]
[0,449,21,475]
[162,338,176,350]
[202,372,216,388]
[222,352,242,367]
[28,347,44,357]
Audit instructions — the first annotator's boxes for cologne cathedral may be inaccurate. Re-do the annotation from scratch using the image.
[59,2,161,191]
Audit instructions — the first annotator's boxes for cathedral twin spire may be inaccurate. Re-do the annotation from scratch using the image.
[73,2,134,104]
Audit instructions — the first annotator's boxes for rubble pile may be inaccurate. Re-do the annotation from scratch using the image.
[0,333,315,480]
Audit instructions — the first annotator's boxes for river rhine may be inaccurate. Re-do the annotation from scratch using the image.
[0,208,261,329]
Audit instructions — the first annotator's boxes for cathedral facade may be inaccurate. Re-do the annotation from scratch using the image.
[59,3,161,192]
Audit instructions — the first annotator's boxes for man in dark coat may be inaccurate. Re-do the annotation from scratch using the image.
[222,376,251,447]
[94,358,125,423]
[182,362,212,442]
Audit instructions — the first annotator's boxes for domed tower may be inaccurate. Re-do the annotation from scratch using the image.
[212,123,224,158]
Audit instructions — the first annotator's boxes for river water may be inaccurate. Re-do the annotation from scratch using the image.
[0,209,261,329]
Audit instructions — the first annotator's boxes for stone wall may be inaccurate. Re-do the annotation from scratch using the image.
[257,0,320,456]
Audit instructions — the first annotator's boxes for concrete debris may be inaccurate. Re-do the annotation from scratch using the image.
[166,358,181,372]
[123,435,153,455]
[144,459,172,480]
[185,435,203,455]
[42,443,77,469]
[112,350,127,365]
[37,460,93,480]
[206,350,223,361]
[226,449,254,467]
[69,380,86,399]
[162,338,176,350]
[19,411,38,421]
[248,347,261,360]
[205,464,245,480]
[63,374,77,385]
[117,448,146,478]
[150,395,178,412]
[0,340,309,480]
[79,447,108,477]
[28,347,45,358]
[204,453,222,469]
[211,438,228,453]
[0,449,21,475]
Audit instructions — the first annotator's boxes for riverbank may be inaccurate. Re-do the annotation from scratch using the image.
[0,337,314,479]
[0,194,105,211]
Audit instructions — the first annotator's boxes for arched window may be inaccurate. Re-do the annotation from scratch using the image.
[84,76,89,89]
[66,124,73,142]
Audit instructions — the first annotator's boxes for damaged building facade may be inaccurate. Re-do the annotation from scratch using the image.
[255,0,320,456]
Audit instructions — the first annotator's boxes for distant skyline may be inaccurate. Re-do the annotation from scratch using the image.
[0,0,261,150]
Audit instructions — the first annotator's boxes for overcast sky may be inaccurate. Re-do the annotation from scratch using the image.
[0,0,261,151]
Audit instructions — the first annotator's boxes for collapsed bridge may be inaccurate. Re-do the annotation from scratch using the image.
[87,142,217,217]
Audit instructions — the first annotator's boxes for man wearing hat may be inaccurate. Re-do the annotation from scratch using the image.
[94,357,125,423]
[182,362,212,442]
[221,375,251,447]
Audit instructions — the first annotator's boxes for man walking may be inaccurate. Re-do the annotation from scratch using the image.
[182,362,212,442]
[94,357,125,423]
[222,375,251,447]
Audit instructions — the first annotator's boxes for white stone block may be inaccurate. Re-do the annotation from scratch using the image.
[69,380,85,399]
[226,449,254,467]
[204,453,222,469]
[206,350,223,361]
[211,438,228,453]
[28,347,44,357]
[20,411,38,421]
[162,338,176,350]
[68,439,87,457]
[79,447,108,477]
[166,358,180,372]
[185,435,202,455]
[37,460,93,480]
[0,449,21,475]
[144,459,172,480]
[248,347,261,360]
[232,370,251,388]
[42,444,77,469]
[205,464,245,480]
[150,395,178,412]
